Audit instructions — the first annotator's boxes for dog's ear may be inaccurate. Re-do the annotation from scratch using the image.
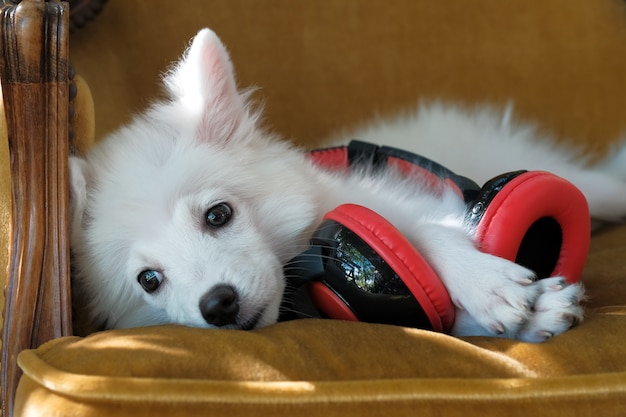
[162,28,252,144]
[68,156,90,240]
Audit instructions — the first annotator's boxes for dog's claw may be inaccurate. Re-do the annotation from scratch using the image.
[492,322,505,335]
[537,330,553,341]
[548,278,567,291]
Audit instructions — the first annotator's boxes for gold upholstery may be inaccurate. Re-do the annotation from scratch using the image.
[2,0,626,415]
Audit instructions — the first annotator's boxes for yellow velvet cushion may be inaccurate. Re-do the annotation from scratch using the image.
[71,75,97,156]
[15,319,626,416]
[14,226,626,417]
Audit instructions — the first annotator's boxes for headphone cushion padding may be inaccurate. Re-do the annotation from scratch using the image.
[474,171,590,283]
[324,204,455,332]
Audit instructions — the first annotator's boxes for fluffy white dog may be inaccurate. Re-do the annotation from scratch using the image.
[69,28,626,341]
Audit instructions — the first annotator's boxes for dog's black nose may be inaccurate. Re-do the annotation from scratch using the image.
[199,284,239,326]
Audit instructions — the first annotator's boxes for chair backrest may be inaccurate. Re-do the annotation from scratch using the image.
[0,1,73,415]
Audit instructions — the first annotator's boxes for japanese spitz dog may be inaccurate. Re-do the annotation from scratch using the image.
[69,28,626,341]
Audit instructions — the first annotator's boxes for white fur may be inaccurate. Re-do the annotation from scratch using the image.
[70,28,626,341]
[332,103,626,222]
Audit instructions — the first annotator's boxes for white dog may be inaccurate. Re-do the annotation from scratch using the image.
[69,28,626,342]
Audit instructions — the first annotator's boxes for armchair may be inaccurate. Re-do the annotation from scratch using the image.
[2,1,626,416]
[0,1,72,415]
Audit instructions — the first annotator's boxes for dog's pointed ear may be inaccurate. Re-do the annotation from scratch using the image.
[162,28,252,144]
[68,156,90,240]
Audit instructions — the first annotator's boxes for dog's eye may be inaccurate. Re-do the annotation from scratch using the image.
[205,203,232,228]
[138,270,163,293]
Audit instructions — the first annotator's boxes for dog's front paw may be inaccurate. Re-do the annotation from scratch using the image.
[450,270,585,342]
[447,255,540,338]
[515,277,585,342]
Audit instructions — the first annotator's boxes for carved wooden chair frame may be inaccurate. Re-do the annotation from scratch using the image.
[0,0,101,415]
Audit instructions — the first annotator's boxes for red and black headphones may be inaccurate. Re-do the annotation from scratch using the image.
[281,141,590,333]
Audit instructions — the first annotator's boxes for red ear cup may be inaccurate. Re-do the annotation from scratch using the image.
[308,204,455,333]
[468,171,590,283]
[307,281,360,322]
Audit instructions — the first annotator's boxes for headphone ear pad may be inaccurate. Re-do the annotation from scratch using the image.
[309,204,455,332]
[471,171,590,283]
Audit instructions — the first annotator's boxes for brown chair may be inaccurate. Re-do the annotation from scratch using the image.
[2,1,626,416]
[0,1,72,415]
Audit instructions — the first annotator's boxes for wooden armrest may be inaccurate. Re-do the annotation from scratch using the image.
[0,1,72,416]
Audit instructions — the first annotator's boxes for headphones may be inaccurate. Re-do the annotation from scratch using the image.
[281,141,590,333]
